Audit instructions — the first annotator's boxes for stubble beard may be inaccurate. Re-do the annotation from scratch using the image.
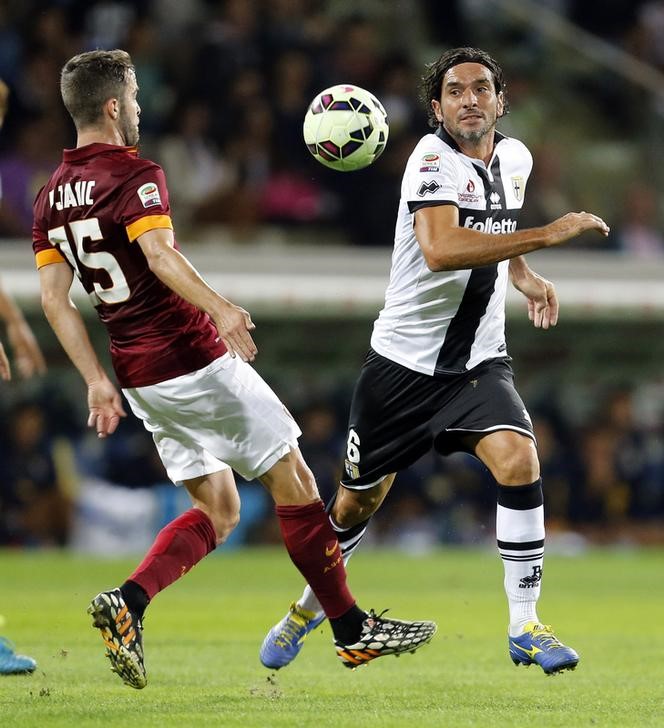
[451,115,495,144]
[119,113,139,147]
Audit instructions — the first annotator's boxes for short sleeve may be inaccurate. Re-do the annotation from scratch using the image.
[117,163,174,241]
[404,147,460,214]
[32,186,66,269]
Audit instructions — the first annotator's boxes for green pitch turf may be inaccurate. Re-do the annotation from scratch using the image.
[0,548,662,727]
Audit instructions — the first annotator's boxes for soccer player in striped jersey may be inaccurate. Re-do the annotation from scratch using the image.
[261,47,609,675]
[33,50,436,688]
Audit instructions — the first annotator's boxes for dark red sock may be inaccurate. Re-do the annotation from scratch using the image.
[128,508,217,600]
[276,500,355,619]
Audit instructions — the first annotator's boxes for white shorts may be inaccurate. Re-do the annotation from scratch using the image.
[123,354,301,484]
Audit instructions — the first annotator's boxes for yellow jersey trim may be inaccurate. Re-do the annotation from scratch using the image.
[126,214,173,241]
[35,248,66,269]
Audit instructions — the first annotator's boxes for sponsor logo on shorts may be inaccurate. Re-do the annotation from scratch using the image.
[137,182,162,208]
[345,460,360,480]
[325,541,338,557]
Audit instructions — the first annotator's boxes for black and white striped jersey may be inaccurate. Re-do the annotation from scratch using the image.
[370,126,532,376]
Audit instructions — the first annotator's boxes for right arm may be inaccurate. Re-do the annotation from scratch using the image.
[39,262,126,438]
[0,342,9,381]
[0,281,47,379]
[415,204,610,271]
[136,227,257,362]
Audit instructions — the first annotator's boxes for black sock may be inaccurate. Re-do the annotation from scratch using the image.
[329,604,367,644]
[120,579,150,621]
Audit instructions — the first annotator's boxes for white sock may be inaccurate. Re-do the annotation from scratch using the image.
[496,482,545,637]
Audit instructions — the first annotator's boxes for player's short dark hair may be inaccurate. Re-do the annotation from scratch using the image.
[419,47,509,128]
[61,49,135,128]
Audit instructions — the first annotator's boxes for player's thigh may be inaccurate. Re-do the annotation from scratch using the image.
[466,429,540,484]
[258,446,319,506]
[341,350,441,489]
[125,354,301,482]
[433,358,535,458]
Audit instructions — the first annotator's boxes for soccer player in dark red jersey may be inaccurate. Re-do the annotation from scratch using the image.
[32,50,436,688]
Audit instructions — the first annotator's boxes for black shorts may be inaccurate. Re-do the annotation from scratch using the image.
[341,349,535,489]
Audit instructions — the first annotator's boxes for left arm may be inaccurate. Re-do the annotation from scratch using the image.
[39,262,126,438]
[509,256,558,329]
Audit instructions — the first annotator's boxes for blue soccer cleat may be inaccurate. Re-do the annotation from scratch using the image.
[509,622,579,675]
[0,637,37,675]
[260,602,326,669]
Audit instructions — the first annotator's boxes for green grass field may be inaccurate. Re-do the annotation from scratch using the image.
[0,548,663,727]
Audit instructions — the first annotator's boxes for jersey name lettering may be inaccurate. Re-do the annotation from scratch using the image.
[48,180,96,210]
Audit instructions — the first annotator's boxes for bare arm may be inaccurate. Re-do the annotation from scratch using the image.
[0,78,8,128]
[0,281,47,379]
[136,227,257,362]
[414,204,610,271]
[39,262,126,438]
[509,256,558,329]
[0,342,9,381]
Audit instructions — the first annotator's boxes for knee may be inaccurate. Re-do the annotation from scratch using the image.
[207,505,241,546]
[493,442,540,485]
[261,450,321,505]
[332,490,382,529]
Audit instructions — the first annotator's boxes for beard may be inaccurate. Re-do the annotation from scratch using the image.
[119,112,139,147]
[448,113,496,143]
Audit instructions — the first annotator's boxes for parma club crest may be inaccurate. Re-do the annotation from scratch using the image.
[511,176,524,202]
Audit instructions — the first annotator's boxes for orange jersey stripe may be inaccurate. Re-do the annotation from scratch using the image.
[35,248,66,269]
[126,214,173,241]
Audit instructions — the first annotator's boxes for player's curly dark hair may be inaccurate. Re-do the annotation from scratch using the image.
[61,49,135,128]
[419,47,509,128]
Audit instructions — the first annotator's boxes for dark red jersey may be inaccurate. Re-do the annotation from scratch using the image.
[33,143,227,387]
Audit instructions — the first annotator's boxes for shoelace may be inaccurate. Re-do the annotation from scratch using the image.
[364,608,393,634]
[274,614,306,648]
[530,624,564,649]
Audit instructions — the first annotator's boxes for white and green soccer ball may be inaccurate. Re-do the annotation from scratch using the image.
[303,84,389,172]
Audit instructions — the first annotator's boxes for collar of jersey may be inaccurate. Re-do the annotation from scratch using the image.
[63,143,139,162]
[435,126,506,162]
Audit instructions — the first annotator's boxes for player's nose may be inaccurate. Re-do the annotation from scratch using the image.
[461,89,478,106]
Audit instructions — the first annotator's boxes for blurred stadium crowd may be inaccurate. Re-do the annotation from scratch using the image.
[2,374,664,550]
[0,0,663,250]
[1,0,664,550]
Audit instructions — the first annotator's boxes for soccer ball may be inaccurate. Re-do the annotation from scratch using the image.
[303,84,389,172]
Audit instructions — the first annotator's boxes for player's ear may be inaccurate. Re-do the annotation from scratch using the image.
[431,99,443,124]
[496,91,505,118]
[104,97,119,121]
